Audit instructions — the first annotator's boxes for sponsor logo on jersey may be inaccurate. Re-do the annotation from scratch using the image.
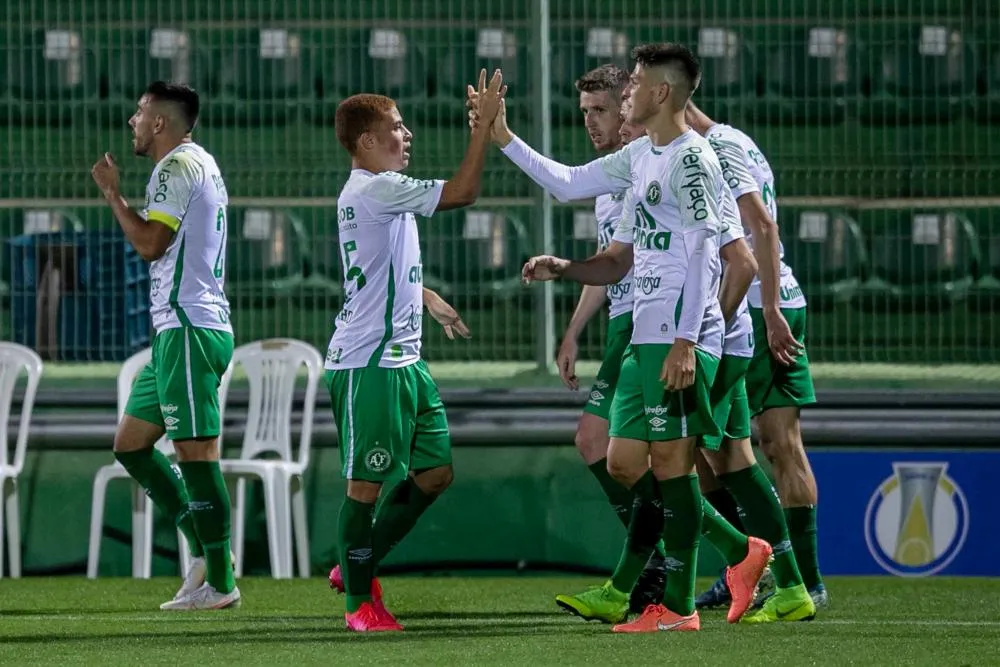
[326,347,343,365]
[365,448,393,473]
[634,272,662,296]
[865,462,969,577]
[405,304,422,332]
[645,180,662,206]
[607,281,632,301]
[679,146,709,222]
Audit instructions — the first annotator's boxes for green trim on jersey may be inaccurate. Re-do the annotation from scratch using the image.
[367,262,396,367]
[168,235,192,327]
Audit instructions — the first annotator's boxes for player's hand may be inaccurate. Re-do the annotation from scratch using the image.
[763,308,804,366]
[660,339,696,391]
[521,255,569,284]
[556,336,580,390]
[425,291,471,341]
[475,68,507,125]
[467,87,513,146]
[91,152,121,199]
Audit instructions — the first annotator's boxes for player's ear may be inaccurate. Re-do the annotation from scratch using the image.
[358,131,377,152]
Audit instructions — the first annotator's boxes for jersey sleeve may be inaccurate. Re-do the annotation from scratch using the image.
[718,190,745,248]
[611,187,637,245]
[145,152,201,232]
[500,136,632,202]
[362,171,445,218]
[710,133,759,200]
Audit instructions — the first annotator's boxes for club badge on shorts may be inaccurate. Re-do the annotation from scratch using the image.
[366,447,392,473]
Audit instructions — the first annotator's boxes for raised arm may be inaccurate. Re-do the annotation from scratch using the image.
[499,136,632,203]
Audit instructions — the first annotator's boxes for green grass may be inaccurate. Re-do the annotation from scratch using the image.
[0,576,997,665]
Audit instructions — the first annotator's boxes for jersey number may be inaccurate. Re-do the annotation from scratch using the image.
[213,207,227,279]
[342,240,367,290]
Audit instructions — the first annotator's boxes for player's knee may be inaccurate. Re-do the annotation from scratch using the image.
[606,456,643,488]
[573,424,607,463]
[413,465,454,497]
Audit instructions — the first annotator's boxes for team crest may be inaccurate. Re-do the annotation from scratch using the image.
[645,181,662,206]
[365,448,392,473]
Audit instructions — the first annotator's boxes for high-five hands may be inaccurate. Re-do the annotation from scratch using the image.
[466,72,513,146]
[521,255,570,285]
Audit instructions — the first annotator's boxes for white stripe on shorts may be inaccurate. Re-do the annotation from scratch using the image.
[184,328,198,436]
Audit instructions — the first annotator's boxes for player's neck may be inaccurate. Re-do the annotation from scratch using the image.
[351,156,390,174]
[150,136,191,164]
[644,109,689,147]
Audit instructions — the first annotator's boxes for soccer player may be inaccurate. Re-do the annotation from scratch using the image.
[551,64,666,614]
[518,44,772,632]
[90,81,238,610]
[324,69,506,633]
[685,101,828,616]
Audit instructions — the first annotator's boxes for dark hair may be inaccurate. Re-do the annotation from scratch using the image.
[335,94,398,155]
[575,64,630,99]
[145,81,200,132]
[630,43,702,94]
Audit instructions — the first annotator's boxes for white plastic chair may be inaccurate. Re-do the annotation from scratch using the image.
[220,338,322,579]
[0,343,42,579]
[86,348,232,579]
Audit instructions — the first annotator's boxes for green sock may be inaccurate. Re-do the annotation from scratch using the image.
[371,478,436,569]
[590,461,667,560]
[177,461,234,594]
[115,449,203,558]
[704,487,746,533]
[785,506,823,590]
[659,474,702,616]
[339,497,376,613]
[720,465,803,589]
[610,471,662,593]
[701,497,749,566]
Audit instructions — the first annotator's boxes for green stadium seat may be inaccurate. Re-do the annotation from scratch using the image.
[4,29,98,126]
[316,28,429,123]
[102,29,213,125]
[860,24,976,125]
[780,208,868,310]
[426,28,531,126]
[859,209,981,311]
[752,26,858,125]
[549,27,631,125]
[422,208,531,307]
[200,28,313,126]
[226,208,329,305]
[681,26,757,124]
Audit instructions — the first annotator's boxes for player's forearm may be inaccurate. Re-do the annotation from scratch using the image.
[563,285,607,339]
[500,136,614,203]
[441,127,492,208]
[675,229,715,344]
[746,209,782,314]
[718,258,755,324]
[104,192,164,261]
[563,251,631,287]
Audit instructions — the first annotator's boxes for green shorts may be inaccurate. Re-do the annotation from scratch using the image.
[327,359,451,482]
[583,313,633,420]
[746,307,817,417]
[609,343,721,443]
[124,326,234,441]
[703,355,752,450]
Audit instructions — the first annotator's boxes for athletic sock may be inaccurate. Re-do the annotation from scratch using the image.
[785,505,823,590]
[590,460,667,559]
[116,448,203,558]
[703,487,746,533]
[177,461,234,593]
[339,497,377,613]
[371,478,436,568]
[659,473,702,616]
[720,464,803,589]
[610,471,663,593]
[588,459,633,527]
[700,497,749,566]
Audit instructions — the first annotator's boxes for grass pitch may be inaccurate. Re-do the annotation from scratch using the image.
[0,576,997,666]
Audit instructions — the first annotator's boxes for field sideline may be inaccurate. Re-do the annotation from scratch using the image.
[1,576,997,665]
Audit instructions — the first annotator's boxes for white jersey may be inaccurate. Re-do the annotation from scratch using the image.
[705,123,806,309]
[143,142,232,334]
[610,131,726,357]
[325,169,444,370]
[594,192,633,319]
[501,132,725,357]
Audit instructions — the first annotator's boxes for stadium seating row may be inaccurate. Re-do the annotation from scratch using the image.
[2,23,998,126]
[2,206,998,311]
